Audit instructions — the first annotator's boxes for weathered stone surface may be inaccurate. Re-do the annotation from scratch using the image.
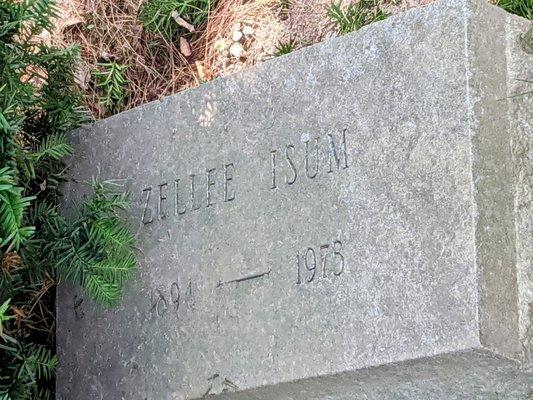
[508,19,533,364]
[56,0,532,399]
[213,350,533,400]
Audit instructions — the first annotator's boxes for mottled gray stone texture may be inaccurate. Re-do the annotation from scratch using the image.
[213,350,533,400]
[56,0,532,399]
[508,18,533,364]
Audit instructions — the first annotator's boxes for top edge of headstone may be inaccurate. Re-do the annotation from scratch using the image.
[72,0,518,132]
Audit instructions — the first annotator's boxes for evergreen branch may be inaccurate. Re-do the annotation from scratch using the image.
[20,345,57,381]
[82,274,121,308]
[0,183,36,250]
[32,134,72,162]
[0,0,137,394]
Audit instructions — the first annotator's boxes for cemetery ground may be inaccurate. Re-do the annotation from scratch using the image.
[46,0,531,118]
[0,0,532,399]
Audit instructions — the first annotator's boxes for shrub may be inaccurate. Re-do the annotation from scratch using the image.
[92,61,129,115]
[0,0,137,398]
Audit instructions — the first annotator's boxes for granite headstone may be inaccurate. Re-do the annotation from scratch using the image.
[57,0,532,398]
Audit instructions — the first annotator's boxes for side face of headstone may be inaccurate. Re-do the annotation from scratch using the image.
[465,0,522,360]
[56,0,531,399]
[506,16,533,364]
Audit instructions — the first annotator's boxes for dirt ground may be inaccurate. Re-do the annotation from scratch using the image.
[279,0,433,45]
[48,0,436,117]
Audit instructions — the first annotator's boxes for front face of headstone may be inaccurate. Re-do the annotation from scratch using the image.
[57,2,482,399]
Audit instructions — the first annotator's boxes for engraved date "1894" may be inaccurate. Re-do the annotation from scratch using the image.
[150,279,195,317]
[296,240,345,284]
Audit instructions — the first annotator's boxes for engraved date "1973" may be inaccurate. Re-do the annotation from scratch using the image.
[296,240,345,284]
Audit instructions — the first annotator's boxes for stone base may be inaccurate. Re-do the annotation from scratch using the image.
[211,350,532,400]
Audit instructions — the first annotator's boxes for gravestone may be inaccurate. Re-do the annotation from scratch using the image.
[57,0,533,398]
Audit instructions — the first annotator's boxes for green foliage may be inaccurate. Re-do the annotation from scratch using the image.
[139,0,215,40]
[0,0,57,41]
[0,299,13,337]
[20,345,58,382]
[497,0,532,19]
[93,62,129,114]
[47,179,137,307]
[274,38,298,56]
[1,341,57,400]
[327,0,388,35]
[0,0,137,398]
[0,168,35,251]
